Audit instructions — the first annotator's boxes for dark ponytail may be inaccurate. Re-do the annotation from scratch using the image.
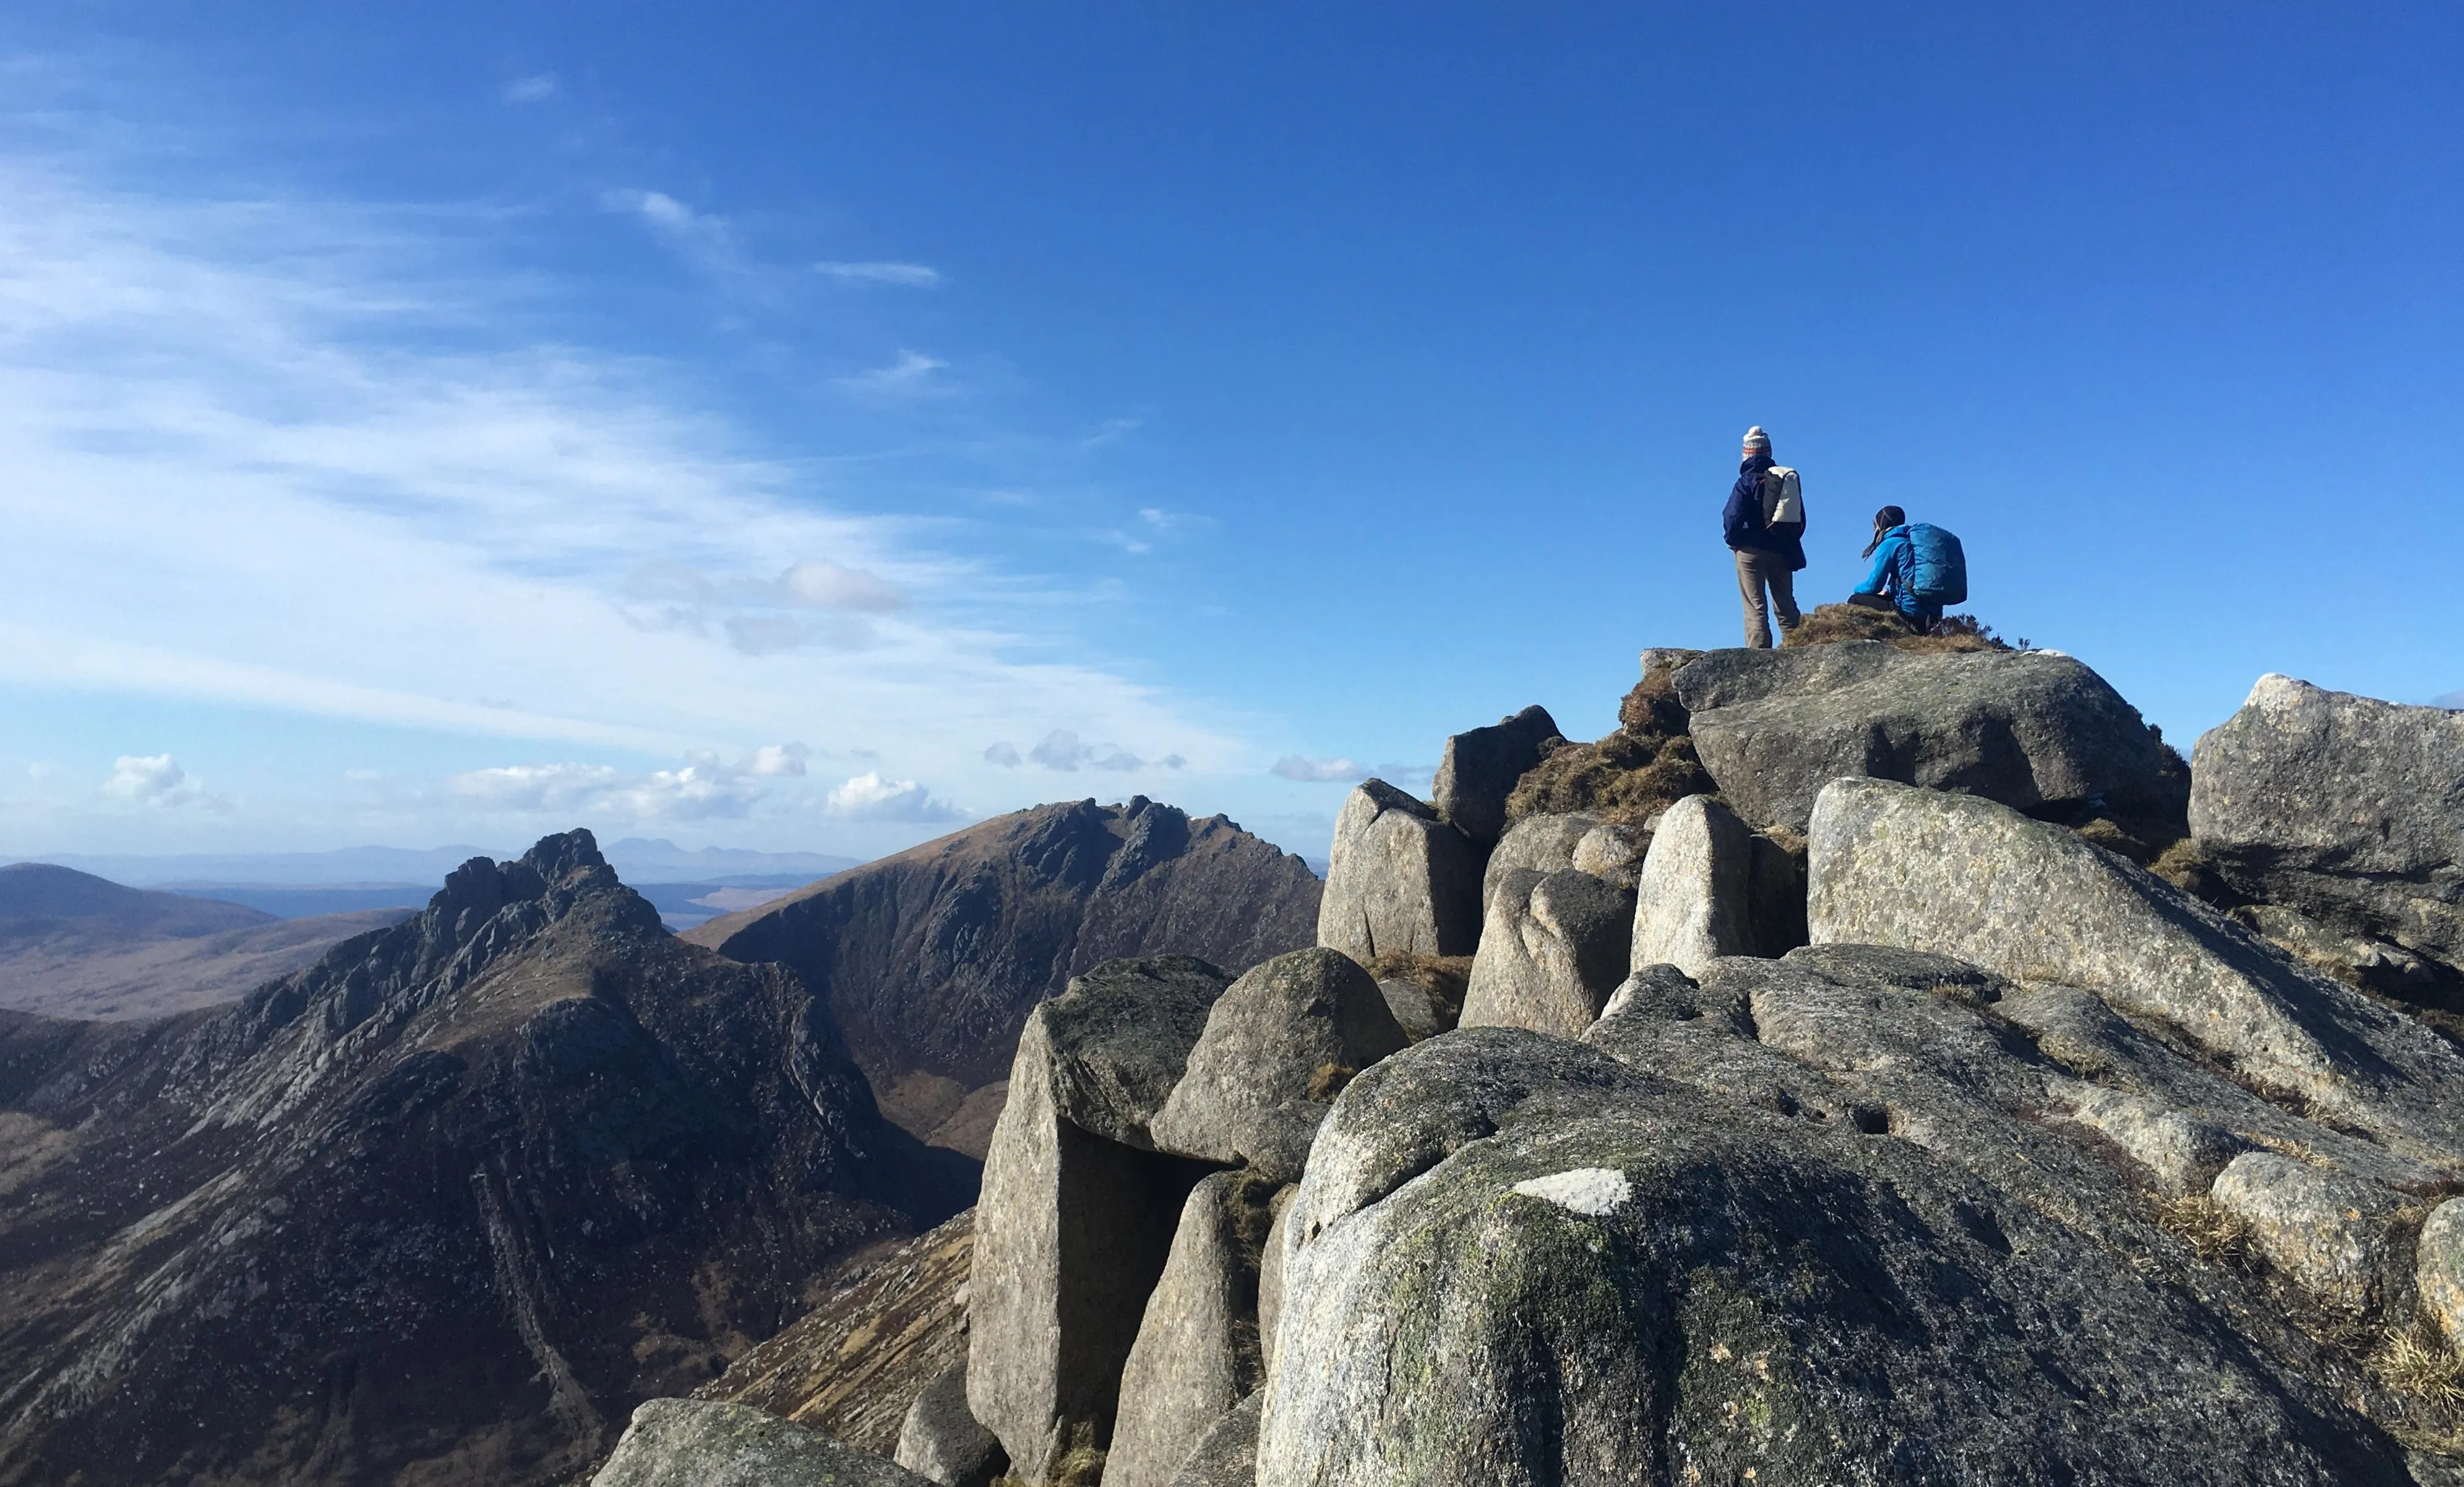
[1863,506,1907,559]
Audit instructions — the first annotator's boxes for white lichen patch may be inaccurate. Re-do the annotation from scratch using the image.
[1511,1166,1633,1217]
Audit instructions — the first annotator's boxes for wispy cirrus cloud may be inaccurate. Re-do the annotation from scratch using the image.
[500,73,560,106]
[813,260,940,288]
[604,187,742,277]
[0,136,1232,850]
[1271,755,1365,782]
[835,348,950,398]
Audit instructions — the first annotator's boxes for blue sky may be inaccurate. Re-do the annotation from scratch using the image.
[1,2,2458,865]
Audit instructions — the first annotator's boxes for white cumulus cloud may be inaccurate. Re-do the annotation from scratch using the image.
[748,743,809,777]
[445,749,798,822]
[100,752,216,808]
[826,772,960,823]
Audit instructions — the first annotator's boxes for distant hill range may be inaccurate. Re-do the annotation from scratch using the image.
[0,863,414,1019]
[687,795,1321,1155]
[157,876,826,931]
[0,830,964,1487]
[28,837,862,888]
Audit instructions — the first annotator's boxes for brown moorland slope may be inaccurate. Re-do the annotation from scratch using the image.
[0,861,414,1017]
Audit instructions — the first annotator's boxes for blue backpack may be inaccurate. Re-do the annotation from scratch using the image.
[1904,524,1967,605]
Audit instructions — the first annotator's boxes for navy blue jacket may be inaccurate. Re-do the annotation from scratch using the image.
[1722,455,1806,571]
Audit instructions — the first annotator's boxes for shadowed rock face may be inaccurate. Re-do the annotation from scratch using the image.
[0,831,956,1487]
[687,799,1321,1092]
[2192,674,2464,975]
[1432,705,1561,849]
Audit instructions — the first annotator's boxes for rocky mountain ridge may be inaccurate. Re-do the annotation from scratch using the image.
[0,831,964,1487]
[588,642,2464,1487]
[687,797,1321,1153]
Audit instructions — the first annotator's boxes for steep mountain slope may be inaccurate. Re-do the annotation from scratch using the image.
[0,860,416,1017]
[0,832,962,1487]
[684,798,1321,1116]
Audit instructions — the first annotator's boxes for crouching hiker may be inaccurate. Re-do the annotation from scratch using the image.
[1723,425,1806,648]
[1852,506,1967,634]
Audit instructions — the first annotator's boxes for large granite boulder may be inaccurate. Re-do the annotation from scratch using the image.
[594,1400,930,1487]
[1258,943,2448,1487]
[1432,704,1562,848]
[2191,675,2464,972]
[1483,811,1645,899]
[1481,811,1601,898]
[2418,1200,2464,1351]
[1805,777,2464,1158]
[1316,781,1482,961]
[1671,642,2168,832]
[1625,793,1804,976]
[969,957,1230,1482]
[1458,868,1634,1039]
[2210,1151,2406,1321]
[1106,1173,1277,1487]
[893,1364,1007,1487]
[1151,948,1410,1181]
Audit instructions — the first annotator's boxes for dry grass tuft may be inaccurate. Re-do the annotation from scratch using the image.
[1360,952,1472,1022]
[1783,604,2022,654]
[2155,1194,2254,1267]
[2377,1327,2464,1413]
[1307,1062,1357,1102]
[1506,658,1716,830]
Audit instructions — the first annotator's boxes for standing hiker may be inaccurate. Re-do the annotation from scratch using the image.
[1722,425,1806,648]
[1851,505,1967,634]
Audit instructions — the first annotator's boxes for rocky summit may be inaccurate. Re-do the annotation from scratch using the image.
[588,644,2464,1487]
[0,831,964,1487]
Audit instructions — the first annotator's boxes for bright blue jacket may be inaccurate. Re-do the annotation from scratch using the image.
[1856,528,1939,619]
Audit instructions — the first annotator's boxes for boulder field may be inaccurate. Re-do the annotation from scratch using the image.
[595,643,2464,1486]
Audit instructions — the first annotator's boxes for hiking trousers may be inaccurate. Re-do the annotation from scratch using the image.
[1734,549,1801,649]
